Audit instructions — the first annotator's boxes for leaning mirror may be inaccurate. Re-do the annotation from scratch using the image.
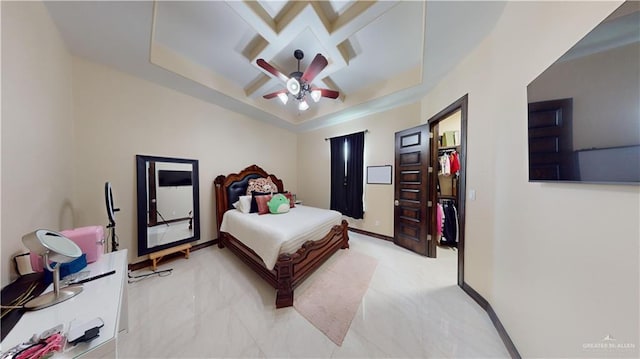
[136,155,200,256]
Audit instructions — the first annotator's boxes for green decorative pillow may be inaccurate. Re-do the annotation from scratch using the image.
[268,193,290,214]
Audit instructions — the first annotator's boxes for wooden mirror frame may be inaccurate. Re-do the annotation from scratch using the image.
[135,155,200,256]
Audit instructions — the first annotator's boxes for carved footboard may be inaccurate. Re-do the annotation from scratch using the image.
[219,220,349,308]
[274,219,349,308]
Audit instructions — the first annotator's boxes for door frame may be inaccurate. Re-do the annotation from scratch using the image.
[147,161,158,227]
[427,94,468,286]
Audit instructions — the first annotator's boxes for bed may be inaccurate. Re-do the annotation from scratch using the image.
[214,165,349,308]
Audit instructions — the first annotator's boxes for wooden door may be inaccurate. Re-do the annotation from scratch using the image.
[394,124,434,257]
[528,98,576,181]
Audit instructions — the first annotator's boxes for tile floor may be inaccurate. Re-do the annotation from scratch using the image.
[118,232,509,358]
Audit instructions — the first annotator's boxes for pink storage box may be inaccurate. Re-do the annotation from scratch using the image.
[30,226,105,272]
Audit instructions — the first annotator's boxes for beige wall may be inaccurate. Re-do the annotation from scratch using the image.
[422,1,639,357]
[297,103,421,237]
[1,1,75,286]
[71,57,298,265]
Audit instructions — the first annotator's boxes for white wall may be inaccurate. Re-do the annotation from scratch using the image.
[421,1,639,357]
[1,1,75,286]
[71,57,298,265]
[297,102,421,237]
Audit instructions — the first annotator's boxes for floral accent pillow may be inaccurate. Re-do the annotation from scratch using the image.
[246,177,277,196]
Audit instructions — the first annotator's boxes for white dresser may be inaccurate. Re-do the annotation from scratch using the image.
[1,249,128,358]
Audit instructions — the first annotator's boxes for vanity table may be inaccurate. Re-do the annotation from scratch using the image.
[1,250,128,358]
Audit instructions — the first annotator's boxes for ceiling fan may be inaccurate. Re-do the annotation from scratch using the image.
[257,49,339,111]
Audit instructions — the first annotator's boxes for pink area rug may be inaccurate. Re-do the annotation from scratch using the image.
[294,250,378,346]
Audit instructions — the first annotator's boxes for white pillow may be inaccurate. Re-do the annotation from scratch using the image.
[236,195,252,214]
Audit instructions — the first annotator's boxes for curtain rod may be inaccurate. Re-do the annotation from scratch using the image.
[324,129,369,141]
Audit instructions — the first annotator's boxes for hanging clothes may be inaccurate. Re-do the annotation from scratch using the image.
[450,151,460,174]
[439,154,451,175]
[436,203,444,235]
[441,200,458,247]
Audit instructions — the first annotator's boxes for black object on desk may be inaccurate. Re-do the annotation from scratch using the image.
[75,270,116,284]
[1,273,48,341]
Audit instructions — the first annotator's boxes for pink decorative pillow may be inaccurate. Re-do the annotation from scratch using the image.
[246,177,277,195]
[255,194,273,215]
[282,192,296,208]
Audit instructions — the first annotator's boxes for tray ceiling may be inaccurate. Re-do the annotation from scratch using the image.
[44,1,506,132]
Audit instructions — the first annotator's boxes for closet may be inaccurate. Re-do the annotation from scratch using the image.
[435,111,462,248]
[425,95,467,283]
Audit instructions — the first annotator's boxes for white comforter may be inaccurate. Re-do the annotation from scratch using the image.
[220,205,342,270]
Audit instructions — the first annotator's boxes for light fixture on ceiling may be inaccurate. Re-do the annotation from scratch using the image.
[257,49,340,111]
[286,77,300,95]
[310,89,322,103]
[277,92,288,105]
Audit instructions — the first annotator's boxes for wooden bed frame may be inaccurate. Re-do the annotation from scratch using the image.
[214,165,349,308]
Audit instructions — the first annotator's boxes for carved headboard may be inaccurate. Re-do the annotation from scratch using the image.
[214,165,284,237]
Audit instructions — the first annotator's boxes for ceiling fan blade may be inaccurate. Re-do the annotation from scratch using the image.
[301,54,328,83]
[314,88,339,99]
[257,59,289,83]
[263,89,288,99]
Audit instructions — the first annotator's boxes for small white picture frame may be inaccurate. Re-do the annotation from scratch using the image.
[367,165,392,184]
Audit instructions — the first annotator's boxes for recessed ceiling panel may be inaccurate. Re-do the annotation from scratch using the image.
[328,0,353,16]
[258,0,289,18]
[155,1,260,87]
[312,1,354,23]
[330,1,424,94]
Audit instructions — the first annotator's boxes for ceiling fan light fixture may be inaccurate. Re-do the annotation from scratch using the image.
[286,78,300,95]
[310,89,322,103]
[257,50,339,111]
[277,92,288,105]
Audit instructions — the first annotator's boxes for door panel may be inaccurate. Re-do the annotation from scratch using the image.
[394,125,431,256]
[528,99,576,181]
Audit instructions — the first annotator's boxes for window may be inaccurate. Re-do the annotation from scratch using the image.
[329,131,365,219]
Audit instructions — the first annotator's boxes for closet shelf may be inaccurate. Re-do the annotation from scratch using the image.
[438,195,457,200]
[438,145,460,151]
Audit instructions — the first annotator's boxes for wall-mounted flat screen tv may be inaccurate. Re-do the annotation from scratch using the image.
[527,1,639,184]
[158,170,193,187]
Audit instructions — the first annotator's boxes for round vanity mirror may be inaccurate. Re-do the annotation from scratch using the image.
[23,230,82,263]
[21,229,84,310]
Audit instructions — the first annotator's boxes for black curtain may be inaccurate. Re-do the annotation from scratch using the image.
[330,137,346,213]
[330,131,365,219]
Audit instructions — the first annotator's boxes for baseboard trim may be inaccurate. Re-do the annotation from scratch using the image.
[128,239,218,271]
[348,227,393,241]
[462,282,521,359]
